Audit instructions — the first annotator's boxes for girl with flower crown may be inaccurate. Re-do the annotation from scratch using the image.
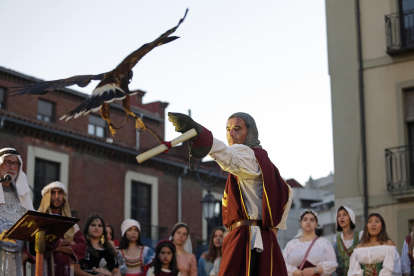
[170,223,197,276]
[283,209,337,276]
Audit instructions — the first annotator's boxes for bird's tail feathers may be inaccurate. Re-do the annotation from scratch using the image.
[60,88,136,121]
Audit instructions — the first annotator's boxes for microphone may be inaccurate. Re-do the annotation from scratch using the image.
[0,174,12,183]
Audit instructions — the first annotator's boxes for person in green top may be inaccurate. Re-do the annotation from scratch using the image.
[333,206,363,276]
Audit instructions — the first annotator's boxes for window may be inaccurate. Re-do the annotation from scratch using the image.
[88,115,106,138]
[300,199,320,208]
[399,0,414,48]
[0,87,5,109]
[34,158,60,209]
[37,99,54,122]
[131,181,151,238]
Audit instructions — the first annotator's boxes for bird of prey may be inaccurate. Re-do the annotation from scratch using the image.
[11,9,188,140]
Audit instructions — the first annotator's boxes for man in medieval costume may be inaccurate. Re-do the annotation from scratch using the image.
[37,181,86,276]
[168,112,293,276]
[0,147,34,276]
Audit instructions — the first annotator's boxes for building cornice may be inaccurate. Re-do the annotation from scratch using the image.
[0,113,227,184]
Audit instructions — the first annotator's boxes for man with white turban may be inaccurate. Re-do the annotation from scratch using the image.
[37,181,86,276]
[0,147,34,276]
[168,112,293,276]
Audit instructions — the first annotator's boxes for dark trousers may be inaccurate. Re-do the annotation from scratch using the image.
[250,249,261,276]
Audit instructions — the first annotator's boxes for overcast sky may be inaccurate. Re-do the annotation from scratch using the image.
[0,0,333,185]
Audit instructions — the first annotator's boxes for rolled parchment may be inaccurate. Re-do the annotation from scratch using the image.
[136,128,197,163]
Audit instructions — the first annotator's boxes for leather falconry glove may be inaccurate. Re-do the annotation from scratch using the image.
[168,112,202,139]
[168,112,213,170]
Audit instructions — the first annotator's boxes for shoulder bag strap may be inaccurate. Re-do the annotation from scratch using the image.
[299,236,319,270]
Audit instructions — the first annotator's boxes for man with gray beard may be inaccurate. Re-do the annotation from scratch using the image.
[0,147,34,276]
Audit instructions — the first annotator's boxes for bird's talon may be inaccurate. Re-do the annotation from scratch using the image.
[109,125,116,137]
[135,118,146,131]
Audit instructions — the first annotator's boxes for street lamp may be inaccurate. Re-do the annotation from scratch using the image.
[201,193,217,220]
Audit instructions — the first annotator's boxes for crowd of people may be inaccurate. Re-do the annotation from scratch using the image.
[282,207,411,276]
[2,108,414,276]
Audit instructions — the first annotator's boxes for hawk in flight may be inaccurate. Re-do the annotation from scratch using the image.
[12,9,188,140]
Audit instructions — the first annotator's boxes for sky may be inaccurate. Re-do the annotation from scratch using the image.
[0,0,333,185]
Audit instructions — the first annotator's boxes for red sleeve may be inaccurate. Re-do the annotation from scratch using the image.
[68,230,87,263]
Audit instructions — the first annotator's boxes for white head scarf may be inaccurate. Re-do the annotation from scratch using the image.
[121,219,141,237]
[41,181,68,197]
[170,222,192,253]
[0,148,33,210]
[336,205,356,230]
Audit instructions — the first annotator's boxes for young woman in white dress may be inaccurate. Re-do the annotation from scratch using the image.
[348,213,401,276]
[283,209,338,276]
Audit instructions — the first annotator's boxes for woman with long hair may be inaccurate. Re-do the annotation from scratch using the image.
[402,225,414,276]
[348,213,401,276]
[75,214,121,276]
[170,223,197,276]
[146,239,181,276]
[198,227,225,276]
[333,206,363,276]
[118,219,155,276]
[283,209,337,276]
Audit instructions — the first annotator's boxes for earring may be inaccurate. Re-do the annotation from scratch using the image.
[100,235,105,244]
[86,234,90,241]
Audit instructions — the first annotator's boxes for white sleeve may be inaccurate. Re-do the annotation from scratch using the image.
[283,241,299,276]
[318,238,338,276]
[401,241,411,274]
[146,267,155,276]
[208,138,261,178]
[379,247,402,276]
[275,184,294,230]
[348,250,363,276]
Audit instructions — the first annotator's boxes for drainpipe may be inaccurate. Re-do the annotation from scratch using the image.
[178,168,187,222]
[356,0,368,220]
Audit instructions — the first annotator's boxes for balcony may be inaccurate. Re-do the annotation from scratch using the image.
[385,9,414,55]
[385,145,414,200]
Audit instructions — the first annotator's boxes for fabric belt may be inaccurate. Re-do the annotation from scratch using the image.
[228,220,262,232]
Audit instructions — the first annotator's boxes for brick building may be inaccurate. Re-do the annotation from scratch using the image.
[0,66,227,251]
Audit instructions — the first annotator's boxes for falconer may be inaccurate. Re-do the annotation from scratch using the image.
[38,181,86,276]
[0,147,34,276]
[168,112,293,276]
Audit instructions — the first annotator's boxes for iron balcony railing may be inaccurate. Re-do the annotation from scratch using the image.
[385,145,414,190]
[385,9,414,55]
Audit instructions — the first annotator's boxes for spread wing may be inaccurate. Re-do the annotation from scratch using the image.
[114,8,188,72]
[60,9,189,121]
[10,74,106,96]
